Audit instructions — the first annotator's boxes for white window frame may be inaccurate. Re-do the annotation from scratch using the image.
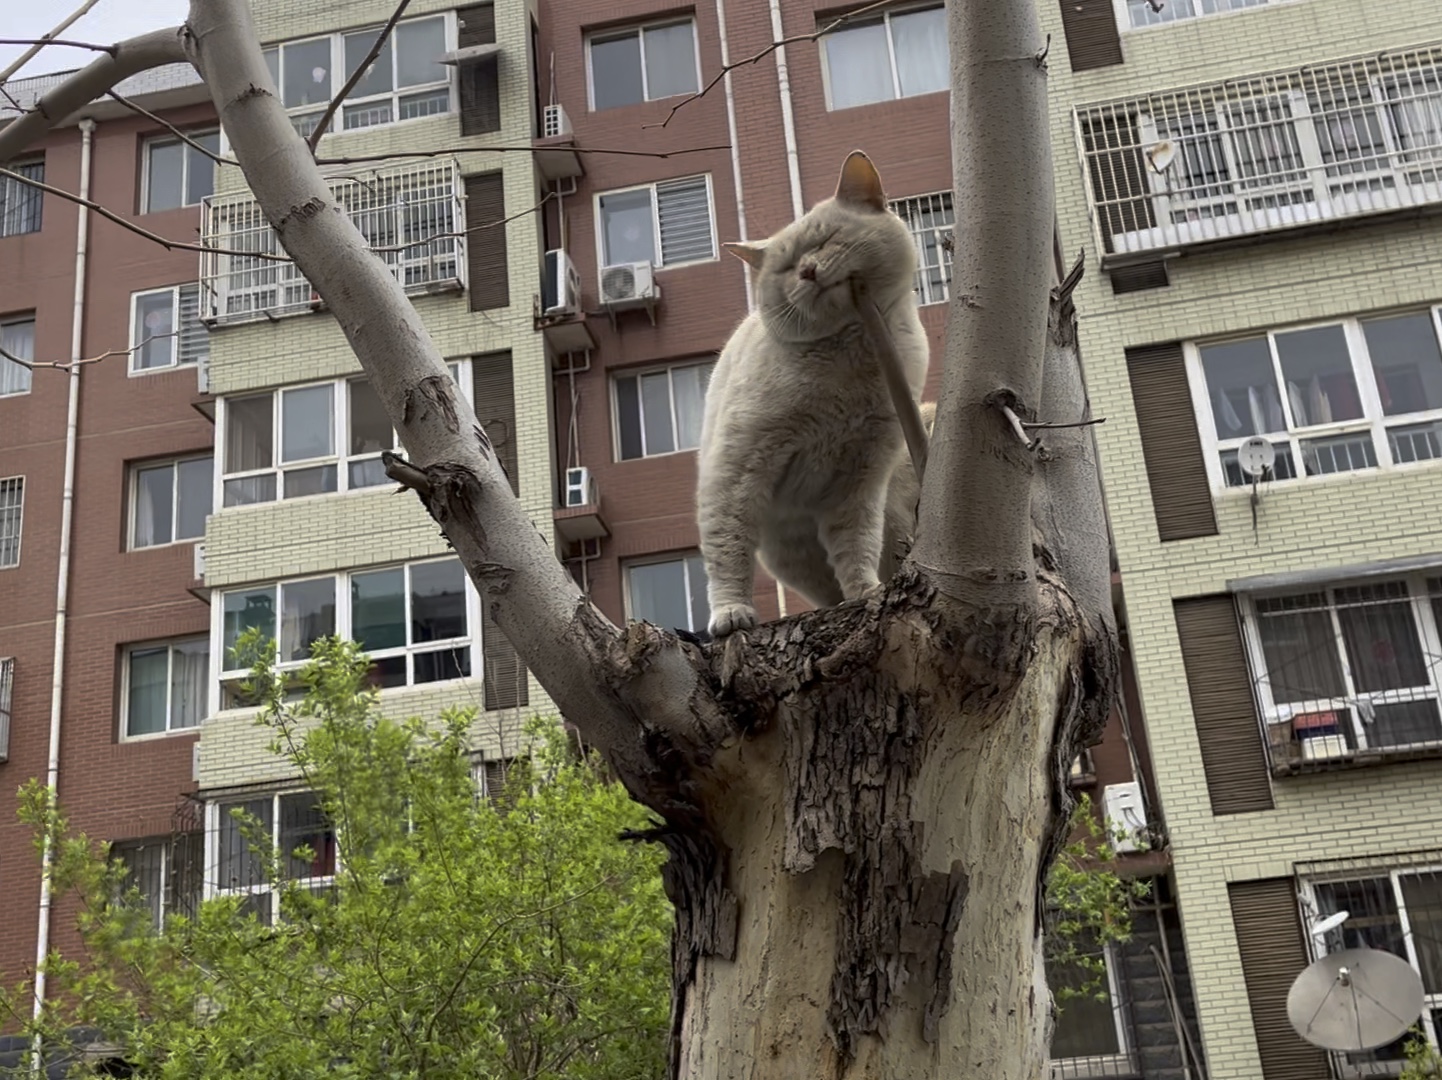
[584,17,702,111]
[120,637,210,741]
[1184,306,1442,494]
[129,455,213,550]
[818,2,947,112]
[129,285,208,374]
[0,314,34,398]
[204,789,338,925]
[611,359,715,461]
[622,551,710,633]
[1048,943,1133,1077]
[260,13,457,140]
[889,191,954,306]
[210,556,483,714]
[593,174,717,274]
[215,362,468,509]
[1113,0,1287,33]
[1240,573,1442,761]
[0,475,22,570]
[140,130,220,214]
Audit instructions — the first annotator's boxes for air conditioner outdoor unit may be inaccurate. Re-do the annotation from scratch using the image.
[564,466,596,507]
[542,249,582,316]
[599,261,658,308]
[1101,781,1147,855]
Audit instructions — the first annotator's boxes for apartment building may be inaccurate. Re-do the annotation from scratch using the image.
[1040,0,1442,1077]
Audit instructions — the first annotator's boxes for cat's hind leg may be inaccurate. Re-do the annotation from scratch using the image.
[817,475,889,601]
[758,516,845,610]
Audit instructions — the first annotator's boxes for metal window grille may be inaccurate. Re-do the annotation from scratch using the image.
[0,477,22,568]
[889,192,954,306]
[0,160,43,237]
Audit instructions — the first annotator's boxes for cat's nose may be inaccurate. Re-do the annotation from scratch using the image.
[798,263,817,282]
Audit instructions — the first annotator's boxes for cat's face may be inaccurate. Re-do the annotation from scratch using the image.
[727,152,919,343]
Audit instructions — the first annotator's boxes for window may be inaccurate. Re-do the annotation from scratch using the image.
[0,160,43,237]
[132,457,212,548]
[820,5,947,111]
[890,193,954,306]
[597,175,715,271]
[208,791,336,926]
[614,360,713,460]
[0,476,21,569]
[142,132,219,213]
[217,557,475,698]
[1,316,34,397]
[1048,945,1133,1077]
[626,553,710,633]
[221,365,462,506]
[131,285,208,372]
[1245,575,1442,768]
[1303,865,1442,1070]
[1188,308,1442,490]
[113,834,203,929]
[587,19,699,111]
[124,638,209,738]
[1122,0,1269,29]
[261,15,451,137]
[0,656,12,763]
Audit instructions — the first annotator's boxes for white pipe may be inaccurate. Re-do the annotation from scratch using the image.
[767,0,805,221]
[33,115,95,1035]
[713,0,754,312]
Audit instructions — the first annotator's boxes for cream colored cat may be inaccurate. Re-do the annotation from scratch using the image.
[696,151,930,638]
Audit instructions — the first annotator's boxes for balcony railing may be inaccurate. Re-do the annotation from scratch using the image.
[200,159,466,325]
[1076,42,1442,261]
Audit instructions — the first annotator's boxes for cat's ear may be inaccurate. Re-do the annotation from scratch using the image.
[834,150,887,212]
[724,240,769,267]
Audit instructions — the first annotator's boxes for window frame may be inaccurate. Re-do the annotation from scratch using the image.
[622,551,710,634]
[818,2,947,112]
[593,173,718,273]
[584,17,702,112]
[140,130,220,214]
[0,314,35,398]
[1184,306,1442,494]
[889,191,955,306]
[0,159,44,238]
[120,636,211,741]
[204,789,338,926]
[0,475,22,570]
[129,454,214,550]
[611,358,716,461]
[1112,0,1282,33]
[112,834,203,930]
[128,284,208,375]
[1047,943,1134,1077]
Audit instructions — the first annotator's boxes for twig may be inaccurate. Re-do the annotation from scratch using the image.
[0,0,102,86]
[367,191,554,253]
[1021,417,1106,431]
[998,403,1035,451]
[312,142,732,166]
[0,167,290,261]
[851,277,928,484]
[645,0,895,129]
[0,331,179,373]
[308,0,414,151]
[106,90,237,166]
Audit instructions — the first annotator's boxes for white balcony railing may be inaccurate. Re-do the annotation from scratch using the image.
[200,159,466,325]
[1076,42,1442,260]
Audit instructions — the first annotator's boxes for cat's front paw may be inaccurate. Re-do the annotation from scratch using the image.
[708,602,758,638]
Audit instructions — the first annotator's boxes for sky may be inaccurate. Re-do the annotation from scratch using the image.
[1,1,189,80]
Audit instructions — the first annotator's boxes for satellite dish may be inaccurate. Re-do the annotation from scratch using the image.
[1147,139,1177,174]
[1236,437,1276,479]
[1311,910,1350,937]
[1287,947,1425,1052]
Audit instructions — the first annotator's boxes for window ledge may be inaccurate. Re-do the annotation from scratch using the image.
[1270,740,1442,777]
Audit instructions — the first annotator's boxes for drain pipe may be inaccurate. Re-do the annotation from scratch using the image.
[767,0,804,220]
[33,115,95,1035]
[713,0,754,313]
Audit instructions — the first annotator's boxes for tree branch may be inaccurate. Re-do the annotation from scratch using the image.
[105,90,237,167]
[0,0,103,86]
[0,332,177,373]
[312,143,733,166]
[911,0,1054,609]
[0,38,116,56]
[306,0,412,151]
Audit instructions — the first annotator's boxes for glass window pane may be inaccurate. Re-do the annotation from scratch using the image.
[1400,875,1442,993]
[599,188,657,266]
[1049,955,1121,1059]
[414,648,469,683]
[1256,595,1347,704]
[343,29,395,99]
[640,371,675,454]
[185,134,220,206]
[1199,337,1285,438]
[263,47,280,92]
[1274,325,1363,426]
[1335,586,1428,691]
[127,647,169,736]
[890,8,948,98]
[223,587,276,667]
[226,394,274,472]
[615,376,643,460]
[671,363,710,450]
[134,464,175,547]
[823,22,894,110]
[283,464,337,498]
[349,379,394,455]
[282,38,333,110]
[0,318,34,395]
[280,578,336,662]
[145,141,185,213]
[351,568,406,650]
[279,793,335,880]
[411,559,467,643]
[281,384,335,462]
[1362,313,1442,416]
[134,292,176,370]
[349,458,391,488]
[170,639,209,729]
[590,33,644,110]
[175,458,212,541]
[642,23,698,100]
[218,798,273,890]
[395,17,447,88]
[685,553,709,633]
[223,475,277,507]
[366,655,408,689]
[628,559,689,629]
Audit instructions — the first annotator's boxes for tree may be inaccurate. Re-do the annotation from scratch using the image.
[7,637,673,1079]
[0,1,1115,1076]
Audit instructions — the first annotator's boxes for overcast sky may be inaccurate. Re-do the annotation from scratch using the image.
[1,2,189,80]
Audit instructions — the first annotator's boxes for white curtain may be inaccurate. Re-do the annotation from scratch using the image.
[171,640,209,729]
[890,8,948,99]
[0,319,34,396]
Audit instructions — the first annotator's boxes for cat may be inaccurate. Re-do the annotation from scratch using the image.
[695,150,930,638]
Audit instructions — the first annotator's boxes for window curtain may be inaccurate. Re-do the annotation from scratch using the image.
[0,319,34,396]
[170,641,209,729]
[127,648,169,736]
[890,8,948,98]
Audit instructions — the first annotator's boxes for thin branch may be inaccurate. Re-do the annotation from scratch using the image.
[0,332,178,373]
[998,403,1036,451]
[1021,417,1106,431]
[644,0,895,128]
[0,166,291,260]
[0,0,102,86]
[367,191,554,253]
[105,90,236,166]
[307,0,413,151]
[0,38,116,56]
[312,142,733,166]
